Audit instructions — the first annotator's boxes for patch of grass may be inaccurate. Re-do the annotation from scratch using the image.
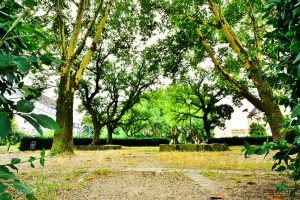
[0,145,19,153]
[84,168,112,181]
[33,173,70,199]
[200,171,256,184]
[64,168,86,180]
[155,146,273,171]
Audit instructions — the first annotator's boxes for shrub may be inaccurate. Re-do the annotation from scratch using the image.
[208,136,273,146]
[249,123,267,137]
[19,137,169,151]
[0,131,26,146]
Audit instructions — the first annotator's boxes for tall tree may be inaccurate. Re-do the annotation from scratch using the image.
[79,56,158,144]
[51,0,112,153]
[159,0,285,141]
[170,69,236,140]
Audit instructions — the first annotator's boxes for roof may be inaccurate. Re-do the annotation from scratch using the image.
[247,108,262,118]
[38,95,56,108]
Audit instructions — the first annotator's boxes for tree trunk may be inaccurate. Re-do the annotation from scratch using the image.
[203,114,211,140]
[250,65,285,142]
[91,122,103,146]
[107,125,113,144]
[51,75,74,154]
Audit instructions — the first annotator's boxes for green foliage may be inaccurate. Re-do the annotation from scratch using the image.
[248,123,267,137]
[242,0,300,198]
[0,0,59,140]
[208,136,273,146]
[19,137,169,151]
[0,149,51,200]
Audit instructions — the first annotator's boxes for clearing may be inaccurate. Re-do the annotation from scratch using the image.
[0,146,297,199]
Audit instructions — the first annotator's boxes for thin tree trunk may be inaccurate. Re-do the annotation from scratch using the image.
[51,75,74,154]
[203,114,211,140]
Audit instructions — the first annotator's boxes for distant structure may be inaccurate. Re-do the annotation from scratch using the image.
[15,94,57,135]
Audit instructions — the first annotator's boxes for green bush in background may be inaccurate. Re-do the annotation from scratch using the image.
[248,123,267,137]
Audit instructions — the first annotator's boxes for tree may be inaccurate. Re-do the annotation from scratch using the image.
[248,123,267,137]
[78,51,159,144]
[167,69,236,140]
[51,0,158,153]
[120,91,171,138]
[244,1,300,198]
[159,0,285,141]
[50,0,113,153]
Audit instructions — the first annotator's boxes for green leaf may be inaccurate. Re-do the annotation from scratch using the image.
[0,113,11,139]
[39,157,45,166]
[31,114,60,131]
[26,194,37,200]
[7,164,18,172]
[20,115,43,135]
[12,56,31,73]
[29,162,35,168]
[12,182,32,194]
[0,192,12,200]
[0,182,8,193]
[293,52,300,64]
[290,41,300,53]
[16,100,34,113]
[40,149,45,166]
[10,158,21,165]
[291,103,300,118]
[275,165,286,172]
[0,166,16,180]
[17,26,48,41]
[276,182,289,193]
[28,156,36,162]
[40,148,45,157]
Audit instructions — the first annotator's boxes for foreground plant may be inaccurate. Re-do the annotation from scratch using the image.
[243,104,300,199]
[0,149,54,200]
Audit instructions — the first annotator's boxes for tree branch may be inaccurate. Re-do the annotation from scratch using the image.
[66,0,85,60]
[195,27,264,111]
[55,0,66,59]
[0,9,29,48]
[243,0,262,61]
[74,1,112,87]
[71,0,104,62]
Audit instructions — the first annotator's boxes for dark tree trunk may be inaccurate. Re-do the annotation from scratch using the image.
[91,123,102,145]
[107,125,113,144]
[51,75,74,154]
[203,114,211,140]
[91,112,100,145]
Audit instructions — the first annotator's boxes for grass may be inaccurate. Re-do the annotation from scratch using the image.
[155,146,274,171]
[200,171,257,184]
[0,145,19,153]
[84,168,112,181]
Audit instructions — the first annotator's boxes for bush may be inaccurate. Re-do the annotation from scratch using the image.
[19,137,169,151]
[208,136,273,146]
[0,131,26,146]
[249,123,267,137]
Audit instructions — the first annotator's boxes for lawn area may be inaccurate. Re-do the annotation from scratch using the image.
[155,146,274,171]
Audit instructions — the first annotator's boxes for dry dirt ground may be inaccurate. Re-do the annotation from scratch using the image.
[0,146,298,200]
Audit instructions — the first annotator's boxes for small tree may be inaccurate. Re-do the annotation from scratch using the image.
[248,123,267,137]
